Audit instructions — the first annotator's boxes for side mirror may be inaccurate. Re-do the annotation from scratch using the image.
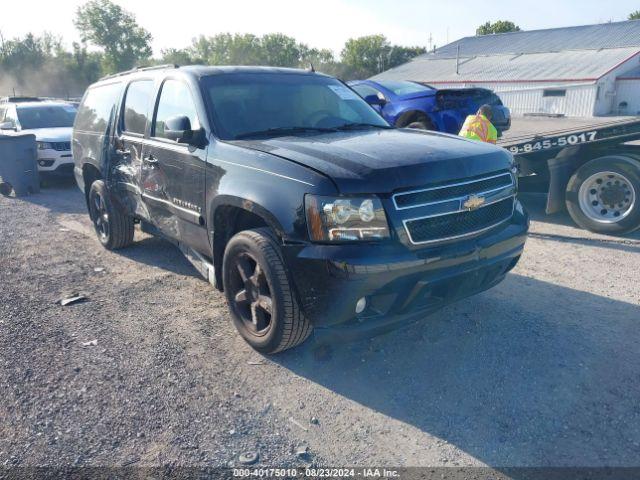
[364,94,387,107]
[0,121,15,131]
[164,115,206,148]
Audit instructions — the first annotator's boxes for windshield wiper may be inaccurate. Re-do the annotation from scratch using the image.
[235,126,337,139]
[334,123,393,131]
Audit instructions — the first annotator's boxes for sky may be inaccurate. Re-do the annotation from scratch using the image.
[1,0,640,55]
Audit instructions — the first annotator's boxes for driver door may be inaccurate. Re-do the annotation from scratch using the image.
[141,78,208,252]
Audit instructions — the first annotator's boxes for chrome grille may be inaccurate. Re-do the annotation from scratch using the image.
[405,197,514,244]
[394,170,516,245]
[52,141,71,151]
[393,171,513,210]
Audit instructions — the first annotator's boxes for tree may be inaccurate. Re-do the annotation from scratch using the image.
[629,10,640,20]
[476,20,521,35]
[0,32,102,98]
[340,35,425,78]
[74,0,152,73]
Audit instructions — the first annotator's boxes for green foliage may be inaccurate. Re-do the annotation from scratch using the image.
[1,18,426,97]
[341,35,426,78]
[340,35,426,78]
[476,20,521,35]
[629,10,640,20]
[74,0,152,73]
[0,32,101,97]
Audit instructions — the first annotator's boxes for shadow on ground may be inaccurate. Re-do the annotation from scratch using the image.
[14,177,87,215]
[519,192,640,245]
[276,273,640,470]
[113,236,201,278]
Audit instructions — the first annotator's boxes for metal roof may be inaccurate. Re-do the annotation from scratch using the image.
[431,20,640,58]
[371,47,640,84]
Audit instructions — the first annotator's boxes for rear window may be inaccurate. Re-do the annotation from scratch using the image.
[75,83,122,133]
[17,104,77,129]
[122,80,154,135]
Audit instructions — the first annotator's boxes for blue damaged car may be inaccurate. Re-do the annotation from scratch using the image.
[348,80,511,135]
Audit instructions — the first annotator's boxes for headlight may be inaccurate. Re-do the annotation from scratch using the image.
[305,195,390,242]
[37,142,53,150]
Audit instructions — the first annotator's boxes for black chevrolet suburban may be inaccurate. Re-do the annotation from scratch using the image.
[72,65,528,353]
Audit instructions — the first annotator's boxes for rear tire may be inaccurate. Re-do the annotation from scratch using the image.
[222,228,312,354]
[565,156,640,235]
[88,180,135,250]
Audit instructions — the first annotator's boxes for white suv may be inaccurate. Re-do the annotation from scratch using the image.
[0,100,77,177]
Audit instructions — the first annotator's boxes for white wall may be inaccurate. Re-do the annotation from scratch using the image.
[614,79,640,115]
[435,81,598,117]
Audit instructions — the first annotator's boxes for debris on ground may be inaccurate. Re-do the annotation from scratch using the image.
[310,417,319,425]
[57,294,87,306]
[238,451,259,465]
[289,417,308,432]
[247,360,265,365]
[93,267,105,273]
[295,444,310,458]
[81,339,98,347]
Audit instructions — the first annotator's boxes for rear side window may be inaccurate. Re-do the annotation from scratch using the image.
[122,80,154,135]
[153,80,200,139]
[75,83,122,133]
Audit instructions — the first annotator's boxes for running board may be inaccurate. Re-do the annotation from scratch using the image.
[179,243,216,286]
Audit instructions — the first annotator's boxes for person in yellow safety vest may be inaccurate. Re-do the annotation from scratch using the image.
[458,104,498,144]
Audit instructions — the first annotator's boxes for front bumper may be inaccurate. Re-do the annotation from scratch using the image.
[36,149,74,176]
[282,201,528,342]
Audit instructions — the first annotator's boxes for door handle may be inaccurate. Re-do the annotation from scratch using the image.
[143,154,159,165]
[115,148,131,156]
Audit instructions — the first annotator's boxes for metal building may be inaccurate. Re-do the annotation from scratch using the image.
[372,20,640,117]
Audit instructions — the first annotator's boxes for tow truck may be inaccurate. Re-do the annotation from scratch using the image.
[499,117,640,234]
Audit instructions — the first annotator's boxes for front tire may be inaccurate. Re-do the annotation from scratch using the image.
[405,119,435,131]
[88,180,135,250]
[565,156,640,235]
[222,228,312,354]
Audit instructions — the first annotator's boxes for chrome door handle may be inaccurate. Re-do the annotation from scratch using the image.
[143,155,158,165]
[115,148,131,156]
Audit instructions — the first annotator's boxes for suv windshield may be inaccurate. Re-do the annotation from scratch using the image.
[376,81,433,97]
[203,73,389,140]
[17,104,77,129]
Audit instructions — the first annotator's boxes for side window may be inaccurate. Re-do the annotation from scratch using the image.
[75,82,122,133]
[153,80,200,139]
[122,80,154,135]
[0,107,6,121]
[352,84,382,99]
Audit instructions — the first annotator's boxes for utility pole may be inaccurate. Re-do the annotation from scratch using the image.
[455,45,460,75]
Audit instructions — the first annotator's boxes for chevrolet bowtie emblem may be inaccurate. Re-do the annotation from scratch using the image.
[463,195,486,210]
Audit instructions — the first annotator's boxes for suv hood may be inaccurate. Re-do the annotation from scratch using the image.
[20,127,72,142]
[234,129,513,194]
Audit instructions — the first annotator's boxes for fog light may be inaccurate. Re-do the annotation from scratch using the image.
[38,160,46,166]
[355,297,367,314]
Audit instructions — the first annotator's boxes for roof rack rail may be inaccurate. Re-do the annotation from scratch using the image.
[100,64,179,81]
[0,96,43,103]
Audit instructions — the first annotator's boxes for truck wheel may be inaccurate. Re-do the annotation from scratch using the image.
[565,156,640,235]
[88,180,135,250]
[222,228,312,354]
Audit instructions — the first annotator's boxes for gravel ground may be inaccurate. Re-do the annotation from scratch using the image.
[1,179,639,470]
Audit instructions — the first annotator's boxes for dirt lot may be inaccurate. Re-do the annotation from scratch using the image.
[1,178,639,471]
